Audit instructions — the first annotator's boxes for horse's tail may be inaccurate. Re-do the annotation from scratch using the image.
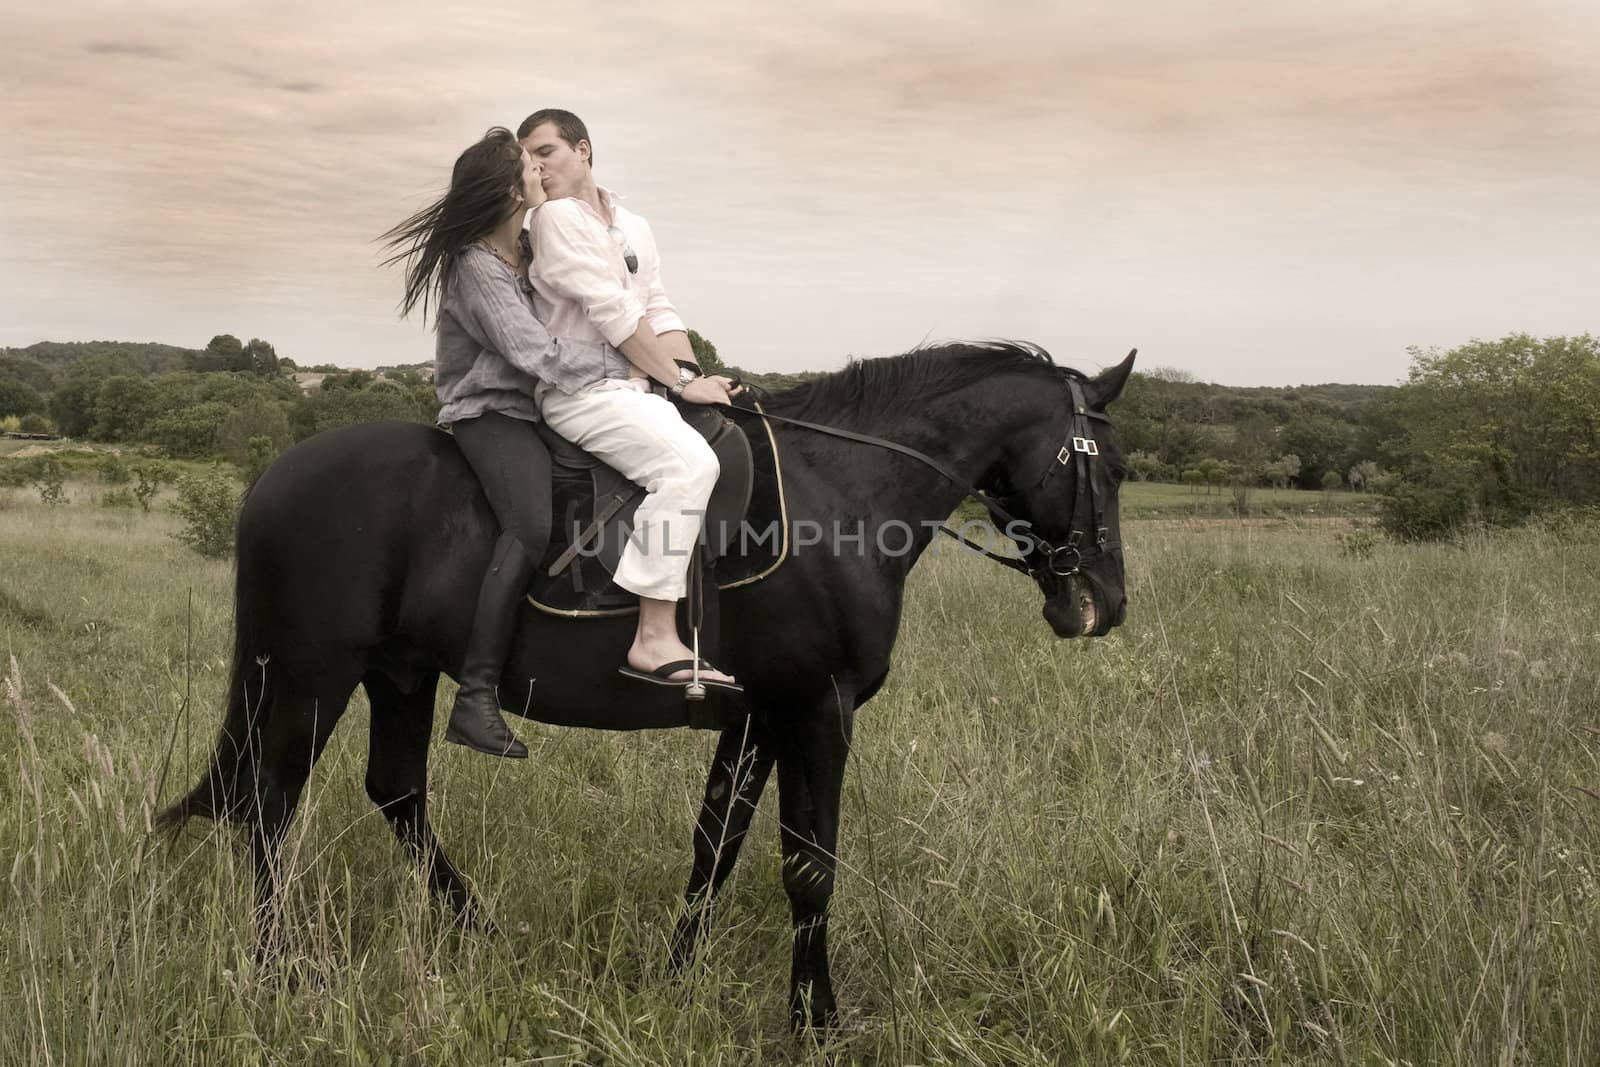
[154,501,272,833]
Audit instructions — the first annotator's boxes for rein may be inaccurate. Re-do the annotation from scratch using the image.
[737,378,1120,583]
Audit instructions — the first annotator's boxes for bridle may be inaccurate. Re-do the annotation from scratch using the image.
[738,372,1121,591]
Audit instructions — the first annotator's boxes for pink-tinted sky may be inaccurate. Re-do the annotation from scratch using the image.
[2,1,1596,384]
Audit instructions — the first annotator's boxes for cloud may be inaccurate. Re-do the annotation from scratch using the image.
[2,0,1597,382]
[83,39,177,60]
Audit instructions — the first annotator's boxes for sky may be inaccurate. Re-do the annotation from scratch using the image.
[2,1,1596,386]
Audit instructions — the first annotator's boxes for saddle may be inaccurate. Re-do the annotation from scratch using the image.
[527,392,788,617]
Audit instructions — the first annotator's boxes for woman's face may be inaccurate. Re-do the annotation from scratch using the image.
[516,149,547,211]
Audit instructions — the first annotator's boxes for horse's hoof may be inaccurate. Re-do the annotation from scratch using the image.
[789,987,839,1033]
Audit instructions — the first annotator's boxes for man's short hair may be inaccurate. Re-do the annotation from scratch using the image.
[517,108,592,168]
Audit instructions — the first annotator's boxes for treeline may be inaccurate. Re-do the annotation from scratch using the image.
[1112,371,1394,492]
[0,335,436,467]
[5,330,1596,541]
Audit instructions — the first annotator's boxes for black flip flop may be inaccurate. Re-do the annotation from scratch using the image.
[618,659,744,694]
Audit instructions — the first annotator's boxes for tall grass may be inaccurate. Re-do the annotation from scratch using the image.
[2,486,1597,1063]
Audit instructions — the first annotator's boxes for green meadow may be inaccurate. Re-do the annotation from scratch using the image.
[2,476,1596,1064]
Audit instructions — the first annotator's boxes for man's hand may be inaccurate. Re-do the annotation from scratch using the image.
[679,376,734,406]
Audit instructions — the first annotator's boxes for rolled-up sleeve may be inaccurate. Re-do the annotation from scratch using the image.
[452,249,609,380]
[632,217,687,338]
[530,200,647,347]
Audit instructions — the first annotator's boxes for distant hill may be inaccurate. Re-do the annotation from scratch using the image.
[2,340,202,380]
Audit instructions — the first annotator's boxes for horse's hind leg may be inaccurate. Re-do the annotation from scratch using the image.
[362,668,475,917]
[251,679,355,949]
[669,721,775,971]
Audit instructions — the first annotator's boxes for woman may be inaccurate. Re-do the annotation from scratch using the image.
[381,127,617,759]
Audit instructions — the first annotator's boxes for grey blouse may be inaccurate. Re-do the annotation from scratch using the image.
[433,243,632,426]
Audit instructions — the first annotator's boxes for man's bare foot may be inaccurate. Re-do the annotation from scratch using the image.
[626,639,737,685]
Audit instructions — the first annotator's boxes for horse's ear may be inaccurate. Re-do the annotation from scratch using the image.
[1086,349,1137,410]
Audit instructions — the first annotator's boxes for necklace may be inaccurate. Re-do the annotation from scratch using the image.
[478,238,523,274]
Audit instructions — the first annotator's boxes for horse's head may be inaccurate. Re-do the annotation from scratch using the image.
[986,350,1135,639]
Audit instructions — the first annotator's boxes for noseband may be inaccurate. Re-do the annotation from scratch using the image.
[741,375,1119,594]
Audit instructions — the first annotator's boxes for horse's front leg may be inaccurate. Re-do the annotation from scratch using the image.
[670,720,775,971]
[775,687,855,1031]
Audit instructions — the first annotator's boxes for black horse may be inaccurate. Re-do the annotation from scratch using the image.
[158,341,1135,1029]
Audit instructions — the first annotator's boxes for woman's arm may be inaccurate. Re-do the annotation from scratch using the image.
[452,247,607,379]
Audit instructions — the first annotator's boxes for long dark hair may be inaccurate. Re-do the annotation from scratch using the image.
[381,127,525,321]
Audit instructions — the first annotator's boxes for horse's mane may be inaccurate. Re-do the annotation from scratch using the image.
[763,341,1082,427]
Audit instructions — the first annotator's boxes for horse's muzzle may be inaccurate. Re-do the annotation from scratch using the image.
[1042,575,1125,639]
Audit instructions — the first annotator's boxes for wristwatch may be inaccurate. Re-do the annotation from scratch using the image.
[668,366,700,398]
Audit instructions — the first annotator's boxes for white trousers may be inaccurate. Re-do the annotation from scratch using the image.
[537,379,719,602]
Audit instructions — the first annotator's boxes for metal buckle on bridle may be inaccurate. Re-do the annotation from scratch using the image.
[1048,543,1082,576]
[1072,436,1098,456]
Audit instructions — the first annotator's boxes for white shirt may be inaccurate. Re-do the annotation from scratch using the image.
[525,187,686,358]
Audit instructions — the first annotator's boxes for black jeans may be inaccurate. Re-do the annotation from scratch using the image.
[451,411,554,562]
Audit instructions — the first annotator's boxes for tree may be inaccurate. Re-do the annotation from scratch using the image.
[1126,451,1169,482]
[1264,453,1301,489]
[0,377,44,418]
[200,334,248,374]
[0,355,57,394]
[1120,367,1205,467]
[218,399,292,466]
[148,401,234,458]
[1280,413,1357,489]
[320,369,375,392]
[173,467,240,558]
[1348,460,1380,492]
[1383,333,1600,523]
[687,329,725,374]
[1226,412,1276,480]
[49,377,100,437]
[1321,470,1343,491]
[303,383,428,435]
[91,376,160,441]
[244,338,280,377]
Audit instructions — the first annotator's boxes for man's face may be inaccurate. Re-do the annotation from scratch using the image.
[521,122,589,200]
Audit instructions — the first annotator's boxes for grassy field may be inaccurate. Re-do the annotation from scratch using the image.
[1117,481,1378,520]
[2,478,1597,1064]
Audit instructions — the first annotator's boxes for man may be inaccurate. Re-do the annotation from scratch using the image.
[518,108,740,691]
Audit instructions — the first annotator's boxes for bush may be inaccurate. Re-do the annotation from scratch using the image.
[1531,505,1600,544]
[172,467,240,558]
[243,435,277,484]
[133,464,168,512]
[100,454,132,485]
[18,413,52,435]
[33,460,65,506]
[218,400,291,467]
[1336,527,1381,559]
[1231,483,1252,517]
[1378,483,1474,542]
[101,487,137,509]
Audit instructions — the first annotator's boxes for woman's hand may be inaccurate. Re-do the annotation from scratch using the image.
[518,153,548,211]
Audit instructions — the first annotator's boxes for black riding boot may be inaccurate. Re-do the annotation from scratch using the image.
[445,533,534,758]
